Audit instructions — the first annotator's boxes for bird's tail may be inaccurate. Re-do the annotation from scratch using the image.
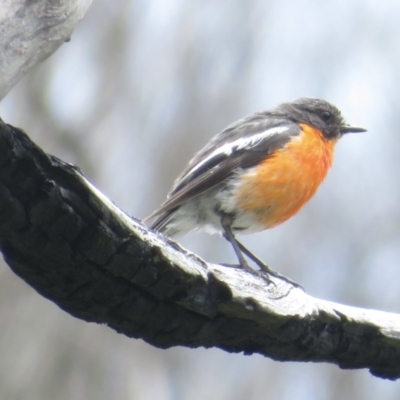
[143,209,182,238]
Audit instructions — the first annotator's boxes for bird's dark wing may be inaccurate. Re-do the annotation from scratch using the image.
[145,117,300,224]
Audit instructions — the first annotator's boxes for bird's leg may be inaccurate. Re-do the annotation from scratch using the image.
[220,215,302,288]
[235,238,303,289]
[220,214,252,272]
[234,239,271,271]
[221,214,272,273]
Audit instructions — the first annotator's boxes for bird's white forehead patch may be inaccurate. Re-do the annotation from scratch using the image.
[186,125,290,177]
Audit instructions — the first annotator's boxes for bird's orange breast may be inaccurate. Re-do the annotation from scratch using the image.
[235,123,337,229]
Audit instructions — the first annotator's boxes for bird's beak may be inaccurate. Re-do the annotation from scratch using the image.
[340,125,367,134]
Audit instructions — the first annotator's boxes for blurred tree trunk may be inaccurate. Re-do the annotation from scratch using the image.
[0,0,92,100]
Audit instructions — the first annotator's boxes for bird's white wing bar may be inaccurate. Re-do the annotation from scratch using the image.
[181,125,290,181]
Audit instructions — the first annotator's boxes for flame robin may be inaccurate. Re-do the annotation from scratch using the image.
[145,98,365,280]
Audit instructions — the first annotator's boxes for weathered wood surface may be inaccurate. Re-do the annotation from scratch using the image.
[0,120,399,380]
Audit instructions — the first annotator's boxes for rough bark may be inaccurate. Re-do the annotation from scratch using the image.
[0,0,92,100]
[0,119,400,380]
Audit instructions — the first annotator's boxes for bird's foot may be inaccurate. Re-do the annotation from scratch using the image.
[219,262,303,290]
[256,262,303,289]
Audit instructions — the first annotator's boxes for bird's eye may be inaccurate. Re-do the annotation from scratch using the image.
[321,111,332,122]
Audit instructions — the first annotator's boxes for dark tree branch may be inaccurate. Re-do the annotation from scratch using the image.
[0,120,400,380]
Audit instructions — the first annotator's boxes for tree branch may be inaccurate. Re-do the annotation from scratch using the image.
[0,119,400,380]
[0,0,92,100]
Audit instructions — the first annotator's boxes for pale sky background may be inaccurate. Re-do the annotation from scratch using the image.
[1,0,400,399]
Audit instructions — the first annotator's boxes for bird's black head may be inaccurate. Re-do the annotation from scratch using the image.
[275,98,366,140]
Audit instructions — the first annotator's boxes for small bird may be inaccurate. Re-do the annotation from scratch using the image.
[145,98,365,277]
